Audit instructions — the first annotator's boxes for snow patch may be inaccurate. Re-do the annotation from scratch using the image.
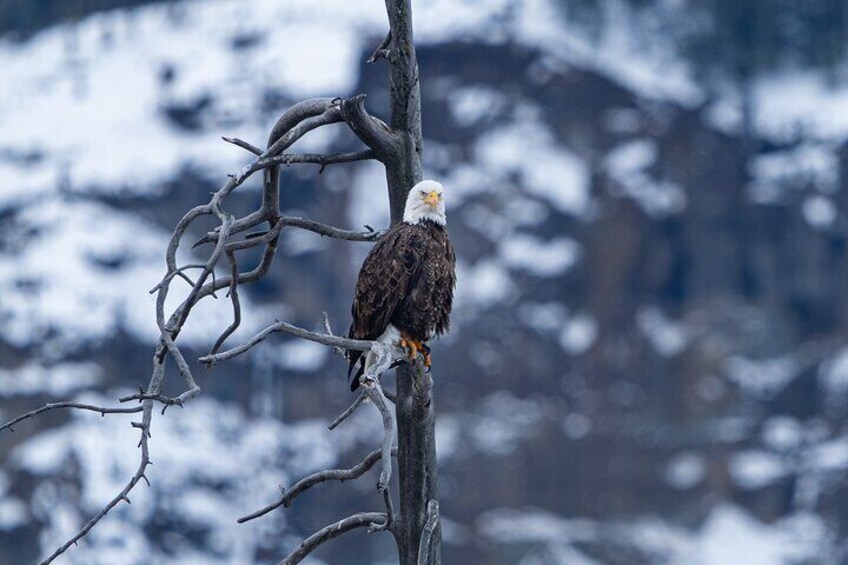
[724,355,800,399]
[13,394,355,562]
[0,197,274,353]
[605,139,686,216]
[728,450,788,490]
[802,195,838,230]
[455,259,514,308]
[500,234,581,277]
[665,452,706,490]
[0,362,101,397]
[559,314,597,355]
[748,145,838,204]
[476,117,590,216]
[819,348,848,394]
[636,306,690,357]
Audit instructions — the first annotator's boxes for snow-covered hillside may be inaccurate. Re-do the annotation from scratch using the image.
[2,0,848,563]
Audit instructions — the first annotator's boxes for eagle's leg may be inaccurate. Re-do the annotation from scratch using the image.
[399,334,423,362]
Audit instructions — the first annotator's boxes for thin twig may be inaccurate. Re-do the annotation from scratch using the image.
[149,263,206,293]
[222,136,262,155]
[209,251,241,355]
[279,217,384,242]
[323,311,349,359]
[0,402,142,433]
[328,392,367,430]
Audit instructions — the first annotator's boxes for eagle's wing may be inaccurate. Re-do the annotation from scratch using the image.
[433,232,456,336]
[347,225,425,384]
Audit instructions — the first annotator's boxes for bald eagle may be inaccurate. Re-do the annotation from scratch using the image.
[347,180,456,390]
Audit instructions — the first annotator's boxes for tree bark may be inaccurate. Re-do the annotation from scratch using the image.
[381,1,442,563]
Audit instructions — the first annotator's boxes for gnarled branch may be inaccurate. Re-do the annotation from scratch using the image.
[340,95,399,160]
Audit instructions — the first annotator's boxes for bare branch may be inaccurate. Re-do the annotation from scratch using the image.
[192,210,268,249]
[199,320,376,366]
[259,149,376,171]
[340,95,399,160]
[1,402,142,433]
[149,264,206,294]
[209,251,242,355]
[238,448,392,524]
[417,500,440,565]
[222,136,262,156]
[360,348,397,491]
[118,390,185,415]
[39,353,167,564]
[266,98,337,150]
[200,216,382,250]
[322,312,347,359]
[278,512,387,565]
[264,106,342,160]
[279,217,384,241]
[328,392,367,430]
[370,484,396,534]
[219,218,285,252]
[161,334,201,403]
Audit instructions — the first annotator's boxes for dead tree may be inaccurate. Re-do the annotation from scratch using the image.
[0,1,441,563]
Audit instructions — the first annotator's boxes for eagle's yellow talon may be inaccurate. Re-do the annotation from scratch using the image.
[424,353,432,367]
[400,337,431,362]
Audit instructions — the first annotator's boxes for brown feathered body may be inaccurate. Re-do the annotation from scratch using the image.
[347,219,456,389]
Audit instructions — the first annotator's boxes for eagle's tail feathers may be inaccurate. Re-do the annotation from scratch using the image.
[348,354,366,391]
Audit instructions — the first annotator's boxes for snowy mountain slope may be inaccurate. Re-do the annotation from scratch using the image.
[2,0,848,564]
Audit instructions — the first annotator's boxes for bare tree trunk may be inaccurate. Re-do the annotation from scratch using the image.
[380,1,442,563]
[396,364,441,564]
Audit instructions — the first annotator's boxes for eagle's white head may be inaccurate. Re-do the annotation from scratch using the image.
[403,180,446,226]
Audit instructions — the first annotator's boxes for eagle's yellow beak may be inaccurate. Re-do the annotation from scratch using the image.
[424,191,440,208]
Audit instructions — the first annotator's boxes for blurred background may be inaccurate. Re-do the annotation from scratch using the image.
[1,0,847,563]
